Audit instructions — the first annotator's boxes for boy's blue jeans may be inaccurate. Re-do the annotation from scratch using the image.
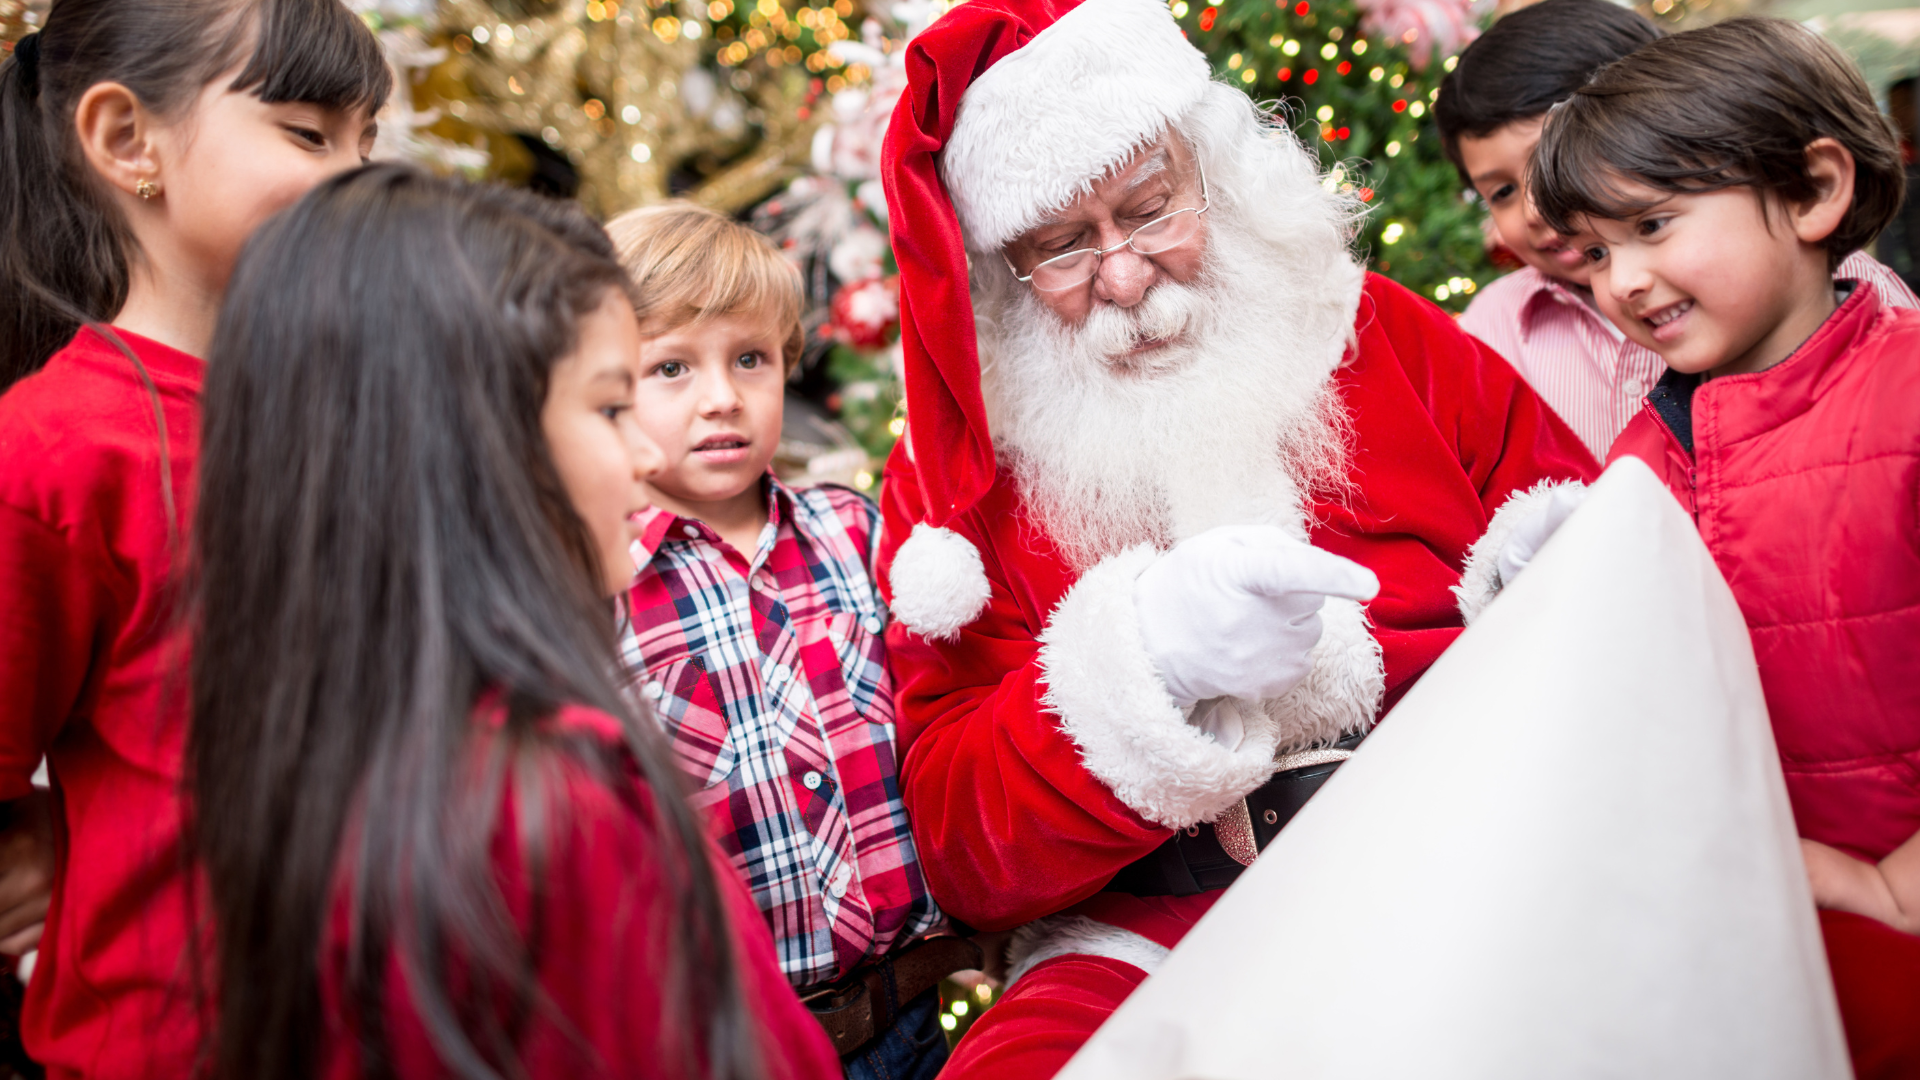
[843,987,950,1080]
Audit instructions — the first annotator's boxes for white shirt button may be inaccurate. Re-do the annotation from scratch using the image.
[682,524,700,539]
[770,662,792,687]
[829,866,852,898]
[862,615,883,634]
[644,682,664,700]
[802,770,823,790]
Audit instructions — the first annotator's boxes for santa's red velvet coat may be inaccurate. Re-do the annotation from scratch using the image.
[877,274,1596,958]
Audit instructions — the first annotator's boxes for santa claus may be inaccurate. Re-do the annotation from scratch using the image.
[873,0,1596,1073]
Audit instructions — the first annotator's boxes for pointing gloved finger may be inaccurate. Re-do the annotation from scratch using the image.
[1230,544,1379,603]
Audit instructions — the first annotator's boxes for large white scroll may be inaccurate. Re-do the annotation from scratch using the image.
[1057,457,1849,1080]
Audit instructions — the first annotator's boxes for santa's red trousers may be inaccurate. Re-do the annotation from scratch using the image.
[946,910,1920,1079]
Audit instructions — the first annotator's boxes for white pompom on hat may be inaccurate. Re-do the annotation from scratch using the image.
[888,524,993,641]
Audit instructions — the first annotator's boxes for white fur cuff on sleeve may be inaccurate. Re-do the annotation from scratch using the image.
[1453,479,1586,624]
[889,524,993,641]
[1265,596,1385,753]
[1037,546,1284,830]
[1006,915,1171,988]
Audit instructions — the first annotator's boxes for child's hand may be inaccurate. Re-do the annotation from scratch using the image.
[1801,837,1920,936]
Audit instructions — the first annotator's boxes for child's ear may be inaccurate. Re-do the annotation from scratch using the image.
[1790,137,1855,248]
[73,82,165,204]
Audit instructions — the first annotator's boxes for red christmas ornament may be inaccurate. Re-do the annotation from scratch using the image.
[1303,68,1318,84]
[1392,98,1407,112]
[1336,60,1351,74]
[1278,66,1292,80]
[827,276,901,350]
[1294,1,1309,13]
[1199,6,1217,30]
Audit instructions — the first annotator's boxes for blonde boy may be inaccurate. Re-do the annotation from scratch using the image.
[608,204,965,1080]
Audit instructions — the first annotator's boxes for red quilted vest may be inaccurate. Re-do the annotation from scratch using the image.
[1609,284,1920,861]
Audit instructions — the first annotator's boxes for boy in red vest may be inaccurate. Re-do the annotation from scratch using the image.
[1525,18,1920,1079]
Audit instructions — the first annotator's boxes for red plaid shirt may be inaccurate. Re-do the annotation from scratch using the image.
[621,476,941,988]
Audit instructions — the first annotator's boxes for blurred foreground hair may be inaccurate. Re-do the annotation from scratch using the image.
[190,165,762,1080]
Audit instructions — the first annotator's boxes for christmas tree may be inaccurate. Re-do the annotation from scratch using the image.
[1183,0,1489,308]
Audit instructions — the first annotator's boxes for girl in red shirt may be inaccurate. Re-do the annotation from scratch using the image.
[188,166,839,1080]
[0,2,387,1076]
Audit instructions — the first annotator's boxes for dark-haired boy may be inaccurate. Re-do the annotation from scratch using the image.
[1525,17,1920,1078]
[1435,0,1916,460]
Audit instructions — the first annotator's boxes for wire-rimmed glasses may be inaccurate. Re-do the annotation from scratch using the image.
[1004,164,1210,293]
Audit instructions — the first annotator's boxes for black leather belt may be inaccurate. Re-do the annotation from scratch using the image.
[1105,730,1365,897]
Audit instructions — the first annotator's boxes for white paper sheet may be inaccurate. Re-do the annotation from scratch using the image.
[1057,457,1849,1080]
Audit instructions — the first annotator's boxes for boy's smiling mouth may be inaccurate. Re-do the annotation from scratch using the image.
[1642,299,1694,341]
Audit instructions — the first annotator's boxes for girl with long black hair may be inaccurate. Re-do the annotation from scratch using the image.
[189,165,840,1080]
[0,2,388,1074]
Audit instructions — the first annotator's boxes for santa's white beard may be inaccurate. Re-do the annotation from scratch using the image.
[977,216,1360,572]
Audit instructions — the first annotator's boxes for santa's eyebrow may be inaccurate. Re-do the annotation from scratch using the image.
[1123,150,1172,191]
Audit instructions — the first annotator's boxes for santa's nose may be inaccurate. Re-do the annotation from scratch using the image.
[1092,247,1158,308]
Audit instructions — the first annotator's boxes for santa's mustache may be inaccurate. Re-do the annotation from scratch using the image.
[1071,279,1212,366]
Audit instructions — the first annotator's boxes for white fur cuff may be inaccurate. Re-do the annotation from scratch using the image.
[1453,479,1586,624]
[889,524,993,641]
[1007,915,1171,987]
[1037,546,1284,830]
[1266,596,1385,753]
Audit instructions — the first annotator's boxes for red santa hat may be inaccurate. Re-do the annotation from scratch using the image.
[882,0,1214,527]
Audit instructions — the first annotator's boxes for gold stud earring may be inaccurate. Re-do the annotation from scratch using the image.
[135,179,158,200]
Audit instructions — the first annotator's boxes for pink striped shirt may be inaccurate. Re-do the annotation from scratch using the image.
[1458,251,1919,459]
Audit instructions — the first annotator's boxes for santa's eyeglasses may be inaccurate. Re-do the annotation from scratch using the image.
[1004,163,1210,293]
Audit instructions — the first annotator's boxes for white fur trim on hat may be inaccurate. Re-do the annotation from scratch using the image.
[1264,596,1385,753]
[940,0,1213,251]
[1453,479,1587,624]
[889,524,993,641]
[1037,546,1285,830]
[1007,915,1171,987]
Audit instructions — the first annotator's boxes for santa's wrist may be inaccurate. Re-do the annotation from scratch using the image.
[1038,546,1286,829]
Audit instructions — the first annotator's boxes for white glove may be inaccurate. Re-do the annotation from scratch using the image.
[1133,525,1380,707]
[1494,484,1589,591]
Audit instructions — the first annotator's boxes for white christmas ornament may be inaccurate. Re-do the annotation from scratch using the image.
[1057,457,1849,1080]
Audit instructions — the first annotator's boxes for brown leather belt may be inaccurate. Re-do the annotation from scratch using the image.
[801,935,985,1057]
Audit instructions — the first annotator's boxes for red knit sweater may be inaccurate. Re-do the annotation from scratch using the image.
[0,327,205,1079]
